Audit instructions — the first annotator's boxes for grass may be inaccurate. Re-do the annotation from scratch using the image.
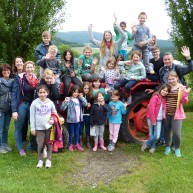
[0,113,193,193]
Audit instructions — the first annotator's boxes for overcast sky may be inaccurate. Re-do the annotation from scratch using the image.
[61,0,171,40]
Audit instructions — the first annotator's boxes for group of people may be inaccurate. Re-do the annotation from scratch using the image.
[0,11,192,169]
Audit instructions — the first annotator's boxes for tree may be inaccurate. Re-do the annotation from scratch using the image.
[165,0,193,86]
[0,0,66,64]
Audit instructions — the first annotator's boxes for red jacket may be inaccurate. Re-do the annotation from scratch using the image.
[146,93,166,125]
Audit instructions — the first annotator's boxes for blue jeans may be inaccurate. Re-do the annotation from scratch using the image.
[114,79,138,92]
[68,122,80,145]
[119,50,128,60]
[146,118,162,149]
[0,111,12,147]
[80,115,90,137]
[14,103,30,151]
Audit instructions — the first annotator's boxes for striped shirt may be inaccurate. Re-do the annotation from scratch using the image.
[166,88,179,115]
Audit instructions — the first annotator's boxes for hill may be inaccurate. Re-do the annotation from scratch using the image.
[56,31,174,48]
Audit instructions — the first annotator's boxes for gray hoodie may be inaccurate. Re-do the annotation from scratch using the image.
[30,98,57,131]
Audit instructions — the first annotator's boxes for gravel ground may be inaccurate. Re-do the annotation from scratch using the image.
[64,147,139,188]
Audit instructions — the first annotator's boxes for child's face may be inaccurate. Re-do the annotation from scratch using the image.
[42,36,51,45]
[132,54,141,64]
[111,94,119,102]
[48,50,57,59]
[38,88,48,101]
[120,23,126,31]
[160,88,169,97]
[83,85,90,95]
[168,76,178,86]
[97,93,104,102]
[107,62,114,69]
[104,32,112,42]
[44,74,54,84]
[152,49,160,59]
[15,58,24,71]
[84,49,92,58]
[26,63,35,75]
[138,14,147,25]
[72,90,79,98]
[93,80,100,88]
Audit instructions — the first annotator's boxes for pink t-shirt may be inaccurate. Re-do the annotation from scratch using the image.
[71,98,80,122]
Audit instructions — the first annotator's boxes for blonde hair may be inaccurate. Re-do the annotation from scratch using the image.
[100,30,114,57]
[167,71,179,79]
[42,31,51,37]
[43,68,54,77]
[106,57,116,69]
[138,12,147,18]
[25,61,35,67]
[83,45,92,53]
[48,45,58,53]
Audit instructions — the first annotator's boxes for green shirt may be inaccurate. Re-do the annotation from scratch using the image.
[79,54,93,74]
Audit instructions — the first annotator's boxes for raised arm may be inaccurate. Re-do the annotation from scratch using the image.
[88,24,101,47]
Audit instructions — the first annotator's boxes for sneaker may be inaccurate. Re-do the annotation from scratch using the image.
[164,147,171,155]
[149,148,155,154]
[74,144,84,152]
[45,159,51,168]
[108,143,115,152]
[175,149,181,157]
[0,148,8,154]
[141,142,148,151]
[107,140,112,149]
[43,146,47,158]
[19,149,26,156]
[68,144,74,152]
[36,160,43,168]
[3,144,12,152]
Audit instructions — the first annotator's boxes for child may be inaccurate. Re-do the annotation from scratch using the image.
[131,12,152,71]
[78,45,98,82]
[164,71,191,157]
[30,85,57,168]
[148,35,157,60]
[79,82,94,148]
[37,45,61,81]
[141,84,171,153]
[92,77,109,102]
[90,92,108,152]
[100,58,120,95]
[107,90,127,151]
[114,50,146,103]
[60,85,87,152]
[115,54,126,79]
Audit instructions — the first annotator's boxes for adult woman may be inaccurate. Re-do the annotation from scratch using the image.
[11,61,39,156]
[0,64,14,154]
[61,50,82,98]
[88,14,127,71]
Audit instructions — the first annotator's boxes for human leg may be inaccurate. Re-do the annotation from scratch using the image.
[62,75,72,98]
[68,123,75,151]
[84,115,91,148]
[36,130,45,161]
[93,125,99,151]
[44,129,52,160]
[99,125,106,150]
[164,115,172,154]
[124,80,138,92]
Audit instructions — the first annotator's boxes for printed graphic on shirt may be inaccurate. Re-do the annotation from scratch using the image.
[110,105,118,116]
[84,64,91,72]
[36,104,52,116]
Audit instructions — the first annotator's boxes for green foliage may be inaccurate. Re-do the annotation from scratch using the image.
[165,0,193,86]
[0,0,66,64]
[58,44,79,59]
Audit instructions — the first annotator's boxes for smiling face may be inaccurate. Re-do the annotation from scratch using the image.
[44,74,54,84]
[37,88,49,101]
[2,68,11,79]
[168,75,178,86]
[65,51,72,61]
[132,53,141,64]
[93,80,101,89]
[97,93,104,102]
[83,85,90,95]
[152,49,160,60]
[104,32,112,42]
[83,49,92,59]
[72,89,79,98]
[25,62,35,75]
[107,61,115,69]
[111,94,119,102]
[15,57,24,72]
[138,14,147,25]
[163,54,174,68]
[42,35,51,45]
[160,87,169,97]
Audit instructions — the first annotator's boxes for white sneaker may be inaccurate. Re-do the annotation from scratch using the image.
[149,148,155,154]
[43,146,47,158]
[45,159,51,168]
[36,160,43,168]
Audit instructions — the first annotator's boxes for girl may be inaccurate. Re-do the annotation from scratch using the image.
[114,50,146,103]
[100,58,120,93]
[79,82,94,148]
[78,45,98,82]
[90,92,108,152]
[164,71,191,157]
[0,64,14,154]
[141,84,171,153]
[92,77,109,102]
[11,61,39,156]
[107,90,127,151]
[37,68,60,109]
[88,14,127,72]
[30,85,57,168]
[60,85,87,152]
[61,50,82,99]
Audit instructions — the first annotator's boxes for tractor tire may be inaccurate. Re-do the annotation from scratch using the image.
[120,91,151,144]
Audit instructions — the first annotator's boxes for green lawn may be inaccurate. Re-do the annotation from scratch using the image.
[0,113,193,193]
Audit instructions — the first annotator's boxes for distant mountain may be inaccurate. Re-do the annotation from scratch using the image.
[56,31,174,48]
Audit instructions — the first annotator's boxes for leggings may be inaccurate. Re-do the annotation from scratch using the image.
[94,125,104,141]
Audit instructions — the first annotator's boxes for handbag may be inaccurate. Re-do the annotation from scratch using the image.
[90,126,96,136]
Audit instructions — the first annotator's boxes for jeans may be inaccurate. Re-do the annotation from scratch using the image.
[119,50,128,61]
[68,122,80,145]
[80,115,90,137]
[114,79,138,92]
[0,111,12,147]
[146,118,162,149]
[14,103,30,151]
[146,74,160,82]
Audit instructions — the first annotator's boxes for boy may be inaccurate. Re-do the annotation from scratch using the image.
[114,15,132,60]
[131,12,152,71]
[36,45,61,82]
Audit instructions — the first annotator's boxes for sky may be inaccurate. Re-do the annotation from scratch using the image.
[61,0,171,40]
